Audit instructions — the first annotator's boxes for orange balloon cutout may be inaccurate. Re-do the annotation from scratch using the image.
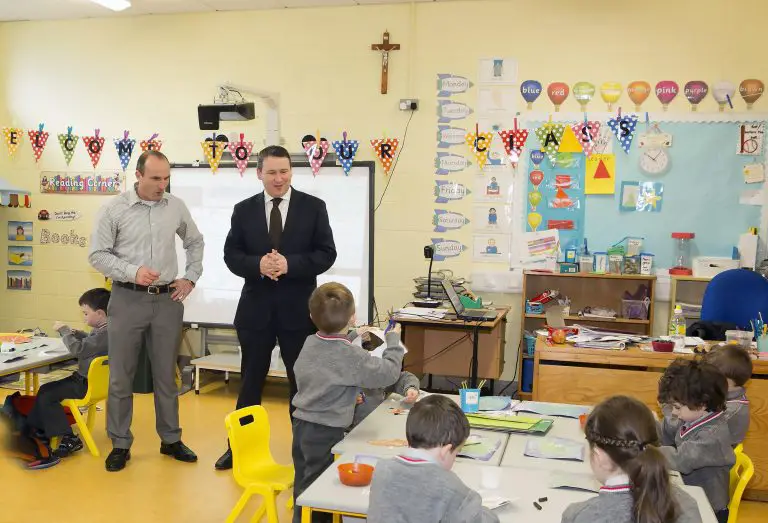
[739,79,765,109]
[527,212,543,232]
[627,81,651,111]
[547,82,570,112]
[600,82,622,110]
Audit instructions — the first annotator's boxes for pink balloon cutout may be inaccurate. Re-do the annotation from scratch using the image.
[655,81,679,110]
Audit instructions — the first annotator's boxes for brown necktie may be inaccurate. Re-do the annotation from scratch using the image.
[269,198,283,249]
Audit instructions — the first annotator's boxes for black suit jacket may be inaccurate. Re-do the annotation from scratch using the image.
[224,188,337,331]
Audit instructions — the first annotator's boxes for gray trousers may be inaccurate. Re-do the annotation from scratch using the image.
[106,285,183,449]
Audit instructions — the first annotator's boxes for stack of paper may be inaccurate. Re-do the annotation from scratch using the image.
[465,413,554,435]
[396,307,446,319]
[513,401,590,419]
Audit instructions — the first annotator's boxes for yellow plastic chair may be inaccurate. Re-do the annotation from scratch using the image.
[225,406,294,523]
[734,443,743,456]
[728,449,754,523]
[57,356,110,457]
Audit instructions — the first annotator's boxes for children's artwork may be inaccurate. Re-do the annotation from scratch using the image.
[465,128,494,170]
[201,136,228,173]
[607,114,638,154]
[546,82,569,112]
[473,175,510,202]
[558,126,583,154]
[744,163,765,184]
[478,87,516,113]
[331,132,359,175]
[585,154,616,195]
[620,181,664,212]
[534,122,566,166]
[139,133,163,152]
[737,123,765,155]
[520,80,542,109]
[28,124,49,163]
[600,82,622,110]
[437,73,474,97]
[434,180,472,203]
[371,138,399,175]
[473,204,509,232]
[57,126,79,165]
[40,228,88,247]
[592,126,614,155]
[7,270,31,291]
[473,234,506,262]
[435,152,471,175]
[2,127,23,157]
[40,172,123,194]
[228,133,254,176]
[437,100,473,123]
[522,229,559,260]
[524,437,585,461]
[114,130,136,172]
[8,246,32,266]
[433,209,471,232]
[7,221,32,241]
[303,137,329,177]
[82,129,106,168]
[437,125,468,148]
[478,57,517,85]
[684,80,709,111]
[739,79,764,109]
[430,237,467,261]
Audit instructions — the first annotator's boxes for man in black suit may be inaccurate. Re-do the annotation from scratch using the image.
[215,145,336,470]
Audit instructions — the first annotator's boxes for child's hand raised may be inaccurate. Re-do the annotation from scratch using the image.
[403,387,419,404]
[356,394,365,405]
[53,321,67,332]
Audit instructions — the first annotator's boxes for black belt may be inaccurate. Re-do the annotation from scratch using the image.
[115,281,172,294]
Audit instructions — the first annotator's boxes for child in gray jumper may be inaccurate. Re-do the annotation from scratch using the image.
[291,282,404,523]
[704,343,753,446]
[562,395,701,523]
[658,359,735,523]
[367,395,499,523]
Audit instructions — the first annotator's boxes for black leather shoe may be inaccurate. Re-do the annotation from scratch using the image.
[105,448,130,472]
[160,441,198,463]
[215,448,233,470]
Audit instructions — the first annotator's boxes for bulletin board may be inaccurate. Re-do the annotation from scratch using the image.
[515,114,766,269]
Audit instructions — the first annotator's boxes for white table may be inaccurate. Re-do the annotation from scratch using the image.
[0,337,69,393]
[190,351,286,394]
[297,453,717,523]
[332,394,509,466]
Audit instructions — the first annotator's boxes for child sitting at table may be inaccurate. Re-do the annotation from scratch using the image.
[291,282,404,523]
[703,343,753,446]
[367,395,499,523]
[658,359,735,522]
[26,288,110,459]
[562,395,701,523]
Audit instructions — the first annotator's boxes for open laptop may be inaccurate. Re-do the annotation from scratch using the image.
[441,280,498,321]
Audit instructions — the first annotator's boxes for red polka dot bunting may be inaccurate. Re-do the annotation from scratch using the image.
[498,127,529,166]
[28,124,49,163]
[228,133,254,176]
[82,129,106,168]
[571,121,601,157]
[303,139,329,177]
[370,138,399,175]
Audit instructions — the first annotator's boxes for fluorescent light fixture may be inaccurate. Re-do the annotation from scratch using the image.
[89,0,132,12]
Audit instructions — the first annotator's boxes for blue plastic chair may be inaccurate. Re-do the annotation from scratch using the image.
[700,269,768,330]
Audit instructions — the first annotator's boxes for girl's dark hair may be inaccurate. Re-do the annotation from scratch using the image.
[657,358,727,412]
[585,395,677,523]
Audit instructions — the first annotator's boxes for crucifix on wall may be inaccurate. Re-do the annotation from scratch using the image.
[371,30,400,94]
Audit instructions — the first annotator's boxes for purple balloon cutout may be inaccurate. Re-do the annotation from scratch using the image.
[530,149,545,166]
[684,80,709,106]
[521,80,543,105]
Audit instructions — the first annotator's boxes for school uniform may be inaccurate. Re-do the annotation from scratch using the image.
[660,411,735,519]
[352,371,420,427]
[367,448,499,523]
[561,473,702,523]
[26,324,108,438]
[291,331,404,523]
[725,387,750,446]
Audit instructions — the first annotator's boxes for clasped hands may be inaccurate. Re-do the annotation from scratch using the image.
[260,249,288,281]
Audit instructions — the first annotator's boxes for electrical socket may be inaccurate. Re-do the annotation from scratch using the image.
[399,99,419,111]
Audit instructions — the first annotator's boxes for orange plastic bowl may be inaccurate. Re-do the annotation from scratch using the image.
[338,463,374,487]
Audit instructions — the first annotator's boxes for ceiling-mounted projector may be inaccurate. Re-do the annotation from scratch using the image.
[198,102,255,130]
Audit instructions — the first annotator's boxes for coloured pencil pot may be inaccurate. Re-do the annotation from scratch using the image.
[758,335,768,353]
[460,388,481,413]
[669,232,695,275]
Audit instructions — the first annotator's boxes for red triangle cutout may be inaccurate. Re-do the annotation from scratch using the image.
[555,188,568,199]
[594,159,611,179]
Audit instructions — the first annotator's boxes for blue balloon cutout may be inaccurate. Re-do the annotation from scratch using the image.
[520,80,543,104]
[530,149,545,166]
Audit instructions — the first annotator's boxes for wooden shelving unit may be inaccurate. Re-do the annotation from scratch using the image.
[669,275,711,329]
[517,271,657,400]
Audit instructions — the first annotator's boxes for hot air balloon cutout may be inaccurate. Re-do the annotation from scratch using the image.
[200,134,227,173]
[530,149,545,168]
[140,133,163,152]
[82,129,106,168]
[28,123,49,163]
[684,81,708,111]
[534,121,566,166]
[655,81,679,111]
[607,112,639,154]
[573,82,595,111]
[600,82,622,111]
[114,130,136,172]
[521,80,542,110]
[527,212,543,232]
[739,79,764,110]
[228,133,254,176]
[57,126,79,166]
[627,81,651,111]
[371,137,400,175]
[332,131,359,176]
[547,82,569,112]
[498,118,529,167]
[528,167,544,228]
[572,120,601,158]
[712,81,735,112]
[304,131,329,176]
[465,124,494,170]
[2,127,23,158]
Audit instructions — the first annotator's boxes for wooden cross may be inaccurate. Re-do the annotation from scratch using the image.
[371,31,400,94]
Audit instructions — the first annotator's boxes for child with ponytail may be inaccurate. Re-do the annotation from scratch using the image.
[561,395,702,523]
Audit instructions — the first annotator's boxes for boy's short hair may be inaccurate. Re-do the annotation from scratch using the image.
[308,282,355,334]
[405,395,469,451]
[703,344,753,387]
[79,288,111,313]
[658,358,727,412]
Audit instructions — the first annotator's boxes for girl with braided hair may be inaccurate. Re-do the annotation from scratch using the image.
[562,395,702,523]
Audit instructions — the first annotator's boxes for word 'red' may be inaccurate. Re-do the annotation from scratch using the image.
[40,228,87,248]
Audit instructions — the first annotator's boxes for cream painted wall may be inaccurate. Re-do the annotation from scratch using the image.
[0,0,765,379]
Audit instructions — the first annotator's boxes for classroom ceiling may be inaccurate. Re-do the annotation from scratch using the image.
[0,0,459,22]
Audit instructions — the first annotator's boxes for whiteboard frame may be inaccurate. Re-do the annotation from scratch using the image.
[168,160,376,329]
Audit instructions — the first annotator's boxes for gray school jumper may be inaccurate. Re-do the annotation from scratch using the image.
[367,449,500,523]
[660,411,735,512]
[561,483,702,523]
[352,371,420,427]
[724,387,750,446]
